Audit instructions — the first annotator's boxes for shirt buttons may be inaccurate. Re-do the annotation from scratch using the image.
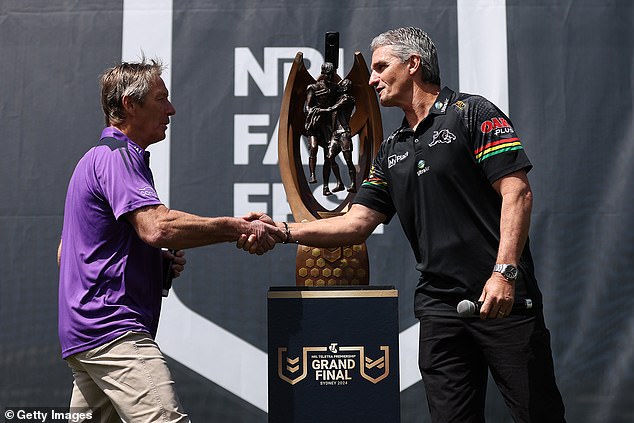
[414,138,419,143]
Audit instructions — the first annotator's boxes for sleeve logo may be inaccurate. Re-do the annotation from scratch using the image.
[480,117,514,136]
[138,186,158,198]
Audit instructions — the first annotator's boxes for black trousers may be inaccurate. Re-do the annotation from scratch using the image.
[418,312,566,423]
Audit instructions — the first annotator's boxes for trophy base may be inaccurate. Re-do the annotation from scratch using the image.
[295,243,369,286]
[268,285,401,422]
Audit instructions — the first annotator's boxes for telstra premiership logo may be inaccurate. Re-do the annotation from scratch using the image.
[278,344,390,386]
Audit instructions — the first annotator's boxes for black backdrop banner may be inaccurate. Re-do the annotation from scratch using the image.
[1,1,632,422]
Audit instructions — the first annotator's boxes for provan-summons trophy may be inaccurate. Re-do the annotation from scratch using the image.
[278,32,383,286]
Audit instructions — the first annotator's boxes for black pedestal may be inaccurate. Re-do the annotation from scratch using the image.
[268,286,400,423]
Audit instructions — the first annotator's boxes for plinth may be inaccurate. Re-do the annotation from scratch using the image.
[267,286,400,422]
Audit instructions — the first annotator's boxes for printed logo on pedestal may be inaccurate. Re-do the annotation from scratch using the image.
[277,344,390,386]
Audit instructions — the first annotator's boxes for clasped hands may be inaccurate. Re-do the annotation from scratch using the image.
[239,212,285,255]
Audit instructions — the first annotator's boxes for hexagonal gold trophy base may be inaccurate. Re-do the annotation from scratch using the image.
[295,243,369,286]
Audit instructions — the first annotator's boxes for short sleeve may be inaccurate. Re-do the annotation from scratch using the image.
[466,96,532,183]
[93,146,162,219]
[353,143,396,223]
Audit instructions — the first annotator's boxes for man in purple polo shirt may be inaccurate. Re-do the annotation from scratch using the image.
[58,59,282,422]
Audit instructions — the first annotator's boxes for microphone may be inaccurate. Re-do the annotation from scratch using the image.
[162,249,176,297]
[457,298,533,316]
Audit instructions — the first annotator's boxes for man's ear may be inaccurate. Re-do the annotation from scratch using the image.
[122,95,136,116]
[408,55,421,76]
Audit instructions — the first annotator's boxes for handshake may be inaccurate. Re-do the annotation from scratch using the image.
[235,204,368,255]
[237,212,290,255]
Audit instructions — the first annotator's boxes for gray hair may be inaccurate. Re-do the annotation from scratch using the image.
[100,58,164,126]
[370,27,441,85]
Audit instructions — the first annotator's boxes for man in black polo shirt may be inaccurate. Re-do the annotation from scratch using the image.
[241,27,566,422]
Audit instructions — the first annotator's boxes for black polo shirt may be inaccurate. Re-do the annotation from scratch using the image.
[354,87,542,317]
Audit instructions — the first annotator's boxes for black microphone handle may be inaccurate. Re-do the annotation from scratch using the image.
[162,249,176,297]
[457,298,534,316]
[475,298,533,311]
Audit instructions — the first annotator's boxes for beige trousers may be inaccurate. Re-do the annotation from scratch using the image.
[66,331,189,423]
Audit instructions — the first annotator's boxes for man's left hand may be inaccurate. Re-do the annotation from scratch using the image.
[162,249,186,279]
[478,273,515,319]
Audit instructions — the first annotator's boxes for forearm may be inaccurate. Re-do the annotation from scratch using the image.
[496,188,532,265]
[280,204,384,248]
[130,205,252,250]
[285,218,363,247]
[157,209,251,249]
[479,174,532,318]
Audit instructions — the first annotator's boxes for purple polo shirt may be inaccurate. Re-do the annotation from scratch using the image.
[58,127,163,358]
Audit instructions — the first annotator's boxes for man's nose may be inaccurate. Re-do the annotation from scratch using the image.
[368,71,379,86]
[167,101,176,116]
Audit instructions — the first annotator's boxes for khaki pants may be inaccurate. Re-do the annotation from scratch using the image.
[66,331,189,423]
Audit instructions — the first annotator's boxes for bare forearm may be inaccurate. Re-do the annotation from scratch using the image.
[156,209,251,249]
[286,218,364,247]
[282,204,384,247]
[479,172,532,318]
[496,185,532,264]
[130,205,253,250]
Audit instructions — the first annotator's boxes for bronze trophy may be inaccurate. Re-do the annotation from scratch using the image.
[278,32,383,286]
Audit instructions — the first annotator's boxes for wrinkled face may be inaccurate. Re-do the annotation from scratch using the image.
[129,76,176,147]
[369,45,412,108]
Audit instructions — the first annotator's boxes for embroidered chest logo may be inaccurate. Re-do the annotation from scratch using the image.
[416,159,430,176]
[434,98,448,113]
[429,129,456,147]
[387,151,409,168]
[453,100,466,111]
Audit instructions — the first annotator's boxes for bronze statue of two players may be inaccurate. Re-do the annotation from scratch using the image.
[304,61,357,196]
[278,32,382,287]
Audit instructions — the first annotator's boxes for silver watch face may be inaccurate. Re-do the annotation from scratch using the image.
[494,264,518,280]
[503,265,518,280]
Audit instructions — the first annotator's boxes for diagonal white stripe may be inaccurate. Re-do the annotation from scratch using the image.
[457,0,510,115]
[156,291,269,411]
[122,0,173,206]
[399,322,421,390]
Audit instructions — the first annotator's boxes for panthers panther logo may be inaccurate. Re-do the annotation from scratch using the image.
[429,129,456,147]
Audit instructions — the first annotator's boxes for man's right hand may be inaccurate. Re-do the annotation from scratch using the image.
[240,212,284,255]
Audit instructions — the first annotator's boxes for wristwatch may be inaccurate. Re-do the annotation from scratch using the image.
[493,264,518,281]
